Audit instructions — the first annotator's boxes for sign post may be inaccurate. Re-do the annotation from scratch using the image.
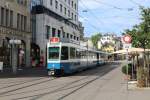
[123,35,132,90]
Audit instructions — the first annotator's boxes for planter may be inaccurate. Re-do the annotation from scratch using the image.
[124,75,131,80]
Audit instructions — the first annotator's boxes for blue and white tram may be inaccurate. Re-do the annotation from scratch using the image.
[47,41,108,76]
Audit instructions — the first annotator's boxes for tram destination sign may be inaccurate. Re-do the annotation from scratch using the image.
[50,37,60,43]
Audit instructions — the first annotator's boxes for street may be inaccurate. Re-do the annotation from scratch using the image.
[0,63,150,100]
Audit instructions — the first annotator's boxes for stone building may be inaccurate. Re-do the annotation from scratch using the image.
[31,0,81,65]
[0,0,31,70]
[98,34,122,53]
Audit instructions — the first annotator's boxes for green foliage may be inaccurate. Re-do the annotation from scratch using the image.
[122,64,132,75]
[91,33,102,49]
[124,7,150,49]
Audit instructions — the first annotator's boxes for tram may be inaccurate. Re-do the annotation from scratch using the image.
[47,38,109,76]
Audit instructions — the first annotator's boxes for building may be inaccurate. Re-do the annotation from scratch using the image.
[98,34,122,53]
[0,0,31,70]
[31,0,81,65]
[81,37,96,49]
[78,21,84,40]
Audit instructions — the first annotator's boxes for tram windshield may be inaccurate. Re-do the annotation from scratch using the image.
[48,47,60,60]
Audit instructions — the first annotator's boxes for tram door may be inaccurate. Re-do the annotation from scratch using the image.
[97,53,99,60]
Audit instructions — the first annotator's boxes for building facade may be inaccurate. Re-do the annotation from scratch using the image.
[98,34,122,53]
[0,0,31,68]
[31,0,81,65]
[79,21,84,40]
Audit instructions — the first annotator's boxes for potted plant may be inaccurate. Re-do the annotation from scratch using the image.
[122,64,132,80]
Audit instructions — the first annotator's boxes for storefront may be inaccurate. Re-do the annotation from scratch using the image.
[0,26,31,70]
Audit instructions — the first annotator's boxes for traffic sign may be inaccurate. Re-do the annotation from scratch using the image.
[123,35,132,43]
[123,43,132,49]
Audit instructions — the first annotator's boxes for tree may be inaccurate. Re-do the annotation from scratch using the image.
[91,33,102,49]
[124,7,150,49]
[124,7,150,87]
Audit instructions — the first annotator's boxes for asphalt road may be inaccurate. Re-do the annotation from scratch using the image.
[0,63,150,100]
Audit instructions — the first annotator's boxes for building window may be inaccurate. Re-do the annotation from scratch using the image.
[24,16,27,31]
[71,13,74,20]
[75,15,77,21]
[70,34,73,39]
[64,7,66,15]
[74,3,77,10]
[17,0,20,4]
[60,4,63,12]
[20,0,23,5]
[1,7,4,26]
[50,0,53,5]
[74,36,76,40]
[71,1,73,7]
[10,10,13,27]
[21,15,24,30]
[77,37,79,41]
[68,0,70,5]
[6,9,9,27]
[17,13,20,29]
[17,0,26,6]
[52,28,56,37]
[24,0,27,6]
[63,32,65,38]
[46,25,50,39]
[58,30,61,38]
[67,33,69,38]
[55,0,58,9]
[68,10,70,17]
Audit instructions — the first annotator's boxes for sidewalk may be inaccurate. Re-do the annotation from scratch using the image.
[0,67,48,78]
[94,64,150,100]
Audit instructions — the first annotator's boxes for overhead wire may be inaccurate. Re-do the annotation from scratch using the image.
[78,0,143,34]
[129,0,144,7]
[56,0,101,32]
[92,0,134,11]
[79,0,129,32]
[79,0,104,25]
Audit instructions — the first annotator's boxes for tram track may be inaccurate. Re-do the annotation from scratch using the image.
[0,77,45,90]
[11,65,116,100]
[0,66,103,98]
[0,77,58,96]
[57,66,116,100]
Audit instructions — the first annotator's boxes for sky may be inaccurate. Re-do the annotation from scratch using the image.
[78,0,150,37]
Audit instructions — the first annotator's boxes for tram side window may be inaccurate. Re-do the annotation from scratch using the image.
[61,46,68,60]
[76,49,81,59]
[80,50,86,59]
[70,47,76,59]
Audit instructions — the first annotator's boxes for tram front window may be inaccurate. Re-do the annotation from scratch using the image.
[49,47,60,60]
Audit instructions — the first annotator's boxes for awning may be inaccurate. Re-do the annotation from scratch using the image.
[113,48,150,54]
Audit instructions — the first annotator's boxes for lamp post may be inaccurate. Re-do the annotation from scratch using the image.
[9,39,21,74]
